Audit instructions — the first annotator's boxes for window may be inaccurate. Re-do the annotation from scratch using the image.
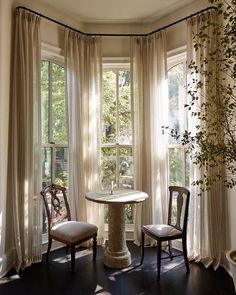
[101,64,134,223]
[41,59,68,234]
[167,53,189,187]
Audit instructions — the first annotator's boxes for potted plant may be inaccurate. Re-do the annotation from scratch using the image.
[166,0,236,287]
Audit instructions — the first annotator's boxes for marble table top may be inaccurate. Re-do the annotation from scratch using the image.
[86,189,148,205]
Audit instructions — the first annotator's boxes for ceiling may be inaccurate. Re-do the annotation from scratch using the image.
[34,0,196,24]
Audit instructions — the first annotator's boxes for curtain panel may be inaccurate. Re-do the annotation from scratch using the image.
[187,11,226,269]
[64,30,105,244]
[130,32,169,245]
[7,9,42,273]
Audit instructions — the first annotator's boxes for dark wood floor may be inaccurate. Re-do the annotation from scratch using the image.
[1,242,235,295]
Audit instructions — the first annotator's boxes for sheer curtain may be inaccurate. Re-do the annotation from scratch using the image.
[187,11,226,269]
[7,9,42,272]
[131,32,168,245]
[64,30,104,244]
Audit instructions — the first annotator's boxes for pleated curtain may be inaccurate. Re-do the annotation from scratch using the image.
[64,30,105,244]
[130,32,169,245]
[187,11,226,269]
[8,9,42,272]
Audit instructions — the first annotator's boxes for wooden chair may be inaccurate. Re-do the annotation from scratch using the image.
[41,183,98,272]
[140,186,190,280]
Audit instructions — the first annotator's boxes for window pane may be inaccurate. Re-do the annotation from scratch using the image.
[102,70,117,144]
[101,147,117,189]
[52,63,67,144]
[101,66,133,225]
[169,148,185,186]
[118,70,132,144]
[185,152,190,187]
[168,63,186,144]
[55,147,68,187]
[41,61,49,144]
[125,205,133,224]
[42,147,52,187]
[119,147,133,189]
[170,191,178,225]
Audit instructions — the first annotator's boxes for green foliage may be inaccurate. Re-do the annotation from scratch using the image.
[168,0,236,192]
[102,69,133,223]
[41,61,67,144]
[41,60,68,188]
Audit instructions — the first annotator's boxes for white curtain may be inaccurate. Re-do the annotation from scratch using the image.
[7,9,42,272]
[131,32,169,245]
[187,11,226,269]
[64,30,104,244]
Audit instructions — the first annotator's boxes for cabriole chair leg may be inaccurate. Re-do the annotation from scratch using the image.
[157,242,162,280]
[46,238,52,262]
[93,235,97,261]
[71,245,75,272]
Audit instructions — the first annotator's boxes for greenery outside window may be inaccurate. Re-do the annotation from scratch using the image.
[41,59,68,234]
[167,52,189,187]
[101,63,134,224]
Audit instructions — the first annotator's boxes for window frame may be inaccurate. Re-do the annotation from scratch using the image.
[101,60,135,234]
[101,61,134,190]
[41,58,68,186]
[167,50,189,188]
[41,48,68,246]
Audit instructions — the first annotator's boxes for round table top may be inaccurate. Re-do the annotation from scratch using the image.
[85,189,148,205]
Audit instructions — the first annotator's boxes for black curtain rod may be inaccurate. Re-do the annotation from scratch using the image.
[16,6,217,37]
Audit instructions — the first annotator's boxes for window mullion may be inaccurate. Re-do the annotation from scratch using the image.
[48,61,53,144]
[116,69,119,144]
[51,146,55,183]
[116,69,120,187]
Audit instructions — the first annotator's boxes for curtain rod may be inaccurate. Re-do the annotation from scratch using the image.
[16,6,217,37]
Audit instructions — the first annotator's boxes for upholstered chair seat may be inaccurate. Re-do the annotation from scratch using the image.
[51,221,98,244]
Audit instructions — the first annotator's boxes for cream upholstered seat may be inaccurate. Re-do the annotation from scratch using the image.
[51,221,97,244]
[41,184,98,272]
[143,224,182,237]
[141,186,190,280]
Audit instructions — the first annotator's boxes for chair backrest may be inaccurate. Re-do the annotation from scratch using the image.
[167,186,190,233]
[40,184,71,231]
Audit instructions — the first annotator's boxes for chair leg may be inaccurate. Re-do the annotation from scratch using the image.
[71,245,75,272]
[140,230,145,265]
[46,238,52,262]
[168,240,173,261]
[182,237,190,273]
[93,235,97,261]
[157,242,162,280]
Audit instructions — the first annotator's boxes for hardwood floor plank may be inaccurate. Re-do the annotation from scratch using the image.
[1,242,235,295]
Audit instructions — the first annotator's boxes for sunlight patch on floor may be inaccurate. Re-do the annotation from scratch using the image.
[52,249,90,263]
[95,284,112,294]
[0,274,20,285]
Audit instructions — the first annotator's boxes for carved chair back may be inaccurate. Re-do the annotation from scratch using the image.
[41,183,71,231]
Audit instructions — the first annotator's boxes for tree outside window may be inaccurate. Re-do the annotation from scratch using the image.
[101,65,134,223]
[41,59,68,234]
[167,59,189,188]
